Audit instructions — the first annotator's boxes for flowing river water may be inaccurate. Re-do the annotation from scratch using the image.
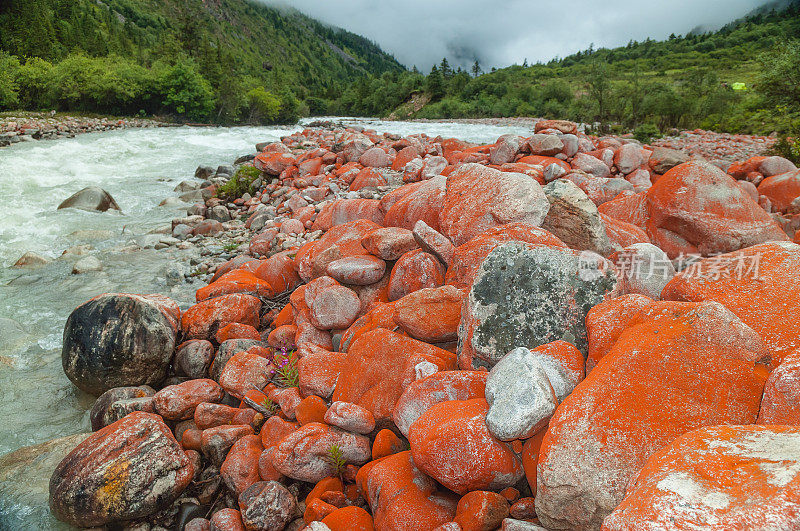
[0,117,537,528]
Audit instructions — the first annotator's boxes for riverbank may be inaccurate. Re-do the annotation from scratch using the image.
[0,112,169,147]
[25,118,800,530]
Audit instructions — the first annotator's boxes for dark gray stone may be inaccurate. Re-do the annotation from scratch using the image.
[62,294,179,396]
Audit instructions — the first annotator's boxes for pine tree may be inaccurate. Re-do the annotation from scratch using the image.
[471,60,481,77]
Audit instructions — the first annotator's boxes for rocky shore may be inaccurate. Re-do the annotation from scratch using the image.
[0,112,166,147]
[27,119,800,530]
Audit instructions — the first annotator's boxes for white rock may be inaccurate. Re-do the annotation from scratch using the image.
[72,256,103,274]
[485,347,557,441]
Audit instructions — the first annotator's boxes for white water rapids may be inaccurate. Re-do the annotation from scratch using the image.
[0,117,536,528]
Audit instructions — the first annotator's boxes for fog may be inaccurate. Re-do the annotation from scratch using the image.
[265,0,774,70]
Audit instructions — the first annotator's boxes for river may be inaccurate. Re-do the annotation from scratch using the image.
[0,117,537,528]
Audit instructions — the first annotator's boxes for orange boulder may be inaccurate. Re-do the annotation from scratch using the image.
[645,161,788,258]
[195,269,274,302]
[332,329,456,425]
[758,169,800,212]
[758,349,800,424]
[535,300,771,530]
[439,163,550,246]
[181,294,261,340]
[394,285,463,343]
[358,450,458,530]
[387,250,446,301]
[662,241,800,364]
[603,425,800,531]
[409,398,524,495]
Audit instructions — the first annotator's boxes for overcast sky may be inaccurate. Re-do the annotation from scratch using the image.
[266,0,772,71]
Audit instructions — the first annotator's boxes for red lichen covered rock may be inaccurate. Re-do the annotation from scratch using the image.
[454,491,510,531]
[393,370,488,437]
[221,434,263,496]
[409,398,524,495]
[324,401,376,434]
[218,350,273,399]
[153,378,224,420]
[297,345,347,399]
[662,241,800,364]
[759,169,800,212]
[49,412,194,527]
[645,161,788,258]
[333,329,456,425]
[297,219,379,282]
[603,425,800,531]
[758,350,800,424]
[384,176,447,231]
[439,163,550,246]
[195,269,274,302]
[181,294,261,340]
[310,285,361,330]
[394,285,463,343]
[326,255,386,286]
[535,300,770,530]
[358,451,458,530]
[268,422,371,482]
[322,506,375,531]
[254,253,301,295]
[388,250,446,301]
[312,199,384,232]
[361,227,419,261]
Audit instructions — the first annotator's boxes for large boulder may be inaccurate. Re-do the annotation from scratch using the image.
[62,293,180,395]
[439,163,550,246]
[645,161,788,258]
[535,300,770,530]
[541,179,615,256]
[58,186,121,212]
[662,241,800,364]
[757,168,800,212]
[604,425,800,530]
[459,243,616,370]
[49,412,194,528]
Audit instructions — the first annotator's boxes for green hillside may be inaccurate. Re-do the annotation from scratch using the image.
[0,0,403,122]
[331,2,800,136]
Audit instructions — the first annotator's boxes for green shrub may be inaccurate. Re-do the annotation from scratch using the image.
[770,133,800,164]
[155,58,215,121]
[0,52,20,110]
[216,165,261,199]
[246,87,281,124]
[634,123,661,143]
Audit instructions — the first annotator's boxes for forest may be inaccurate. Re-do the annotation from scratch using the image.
[0,0,798,138]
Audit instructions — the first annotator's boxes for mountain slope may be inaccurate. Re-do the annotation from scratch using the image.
[0,0,403,121]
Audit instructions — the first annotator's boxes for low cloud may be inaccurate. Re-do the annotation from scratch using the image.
[264,0,771,71]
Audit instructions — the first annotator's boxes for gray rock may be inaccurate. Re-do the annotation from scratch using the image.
[543,163,567,183]
[613,243,676,299]
[572,153,611,179]
[541,179,615,256]
[527,134,564,157]
[71,255,103,274]
[649,147,689,174]
[760,156,796,177]
[180,189,205,203]
[459,243,617,370]
[207,205,231,223]
[13,251,51,268]
[89,386,155,431]
[174,181,200,193]
[485,347,557,441]
[502,519,548,530]
[62,293,179,395]
[175,340,215,379]
[58,186,121,212]
[195,166,215,180]
[216,165,235,176]
[238,481,297,531]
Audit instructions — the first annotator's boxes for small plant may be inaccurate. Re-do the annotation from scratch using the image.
[222,242,239,252]
[259,397,278,416]
[326,444,347,478]
[216,165,262,200]
[269,342,299,388]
